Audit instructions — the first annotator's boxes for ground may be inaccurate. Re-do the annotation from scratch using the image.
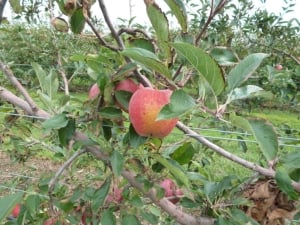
[0,150,61,198]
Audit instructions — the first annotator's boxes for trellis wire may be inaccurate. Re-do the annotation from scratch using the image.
[0,111,299,148]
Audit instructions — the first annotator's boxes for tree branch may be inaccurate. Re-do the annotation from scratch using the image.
[195,0,228,46]
[1,61,300,194]
[98,0,125,50]
[0,62,39,113]
[48,148,87,215]
[85,16,120,51]
[1,62,212,225]
[0,86,49,119]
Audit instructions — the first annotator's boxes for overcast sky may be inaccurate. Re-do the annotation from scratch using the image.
[91,0,300,26]
[4,0,300,26]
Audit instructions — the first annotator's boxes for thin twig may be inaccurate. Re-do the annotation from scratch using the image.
[272,47,300,65]
[48,148,87,215]
[85,17,120,51]
[195,0,228,45]
[98,0,125,49]
[0,62,39,114]
[121,170,215,225]
[176,121,277,176]
[117,28,152,40]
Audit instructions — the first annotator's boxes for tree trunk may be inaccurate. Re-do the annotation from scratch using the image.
[0,0,8,24]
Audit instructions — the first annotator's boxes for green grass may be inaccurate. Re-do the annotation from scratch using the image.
[162,108,300,181]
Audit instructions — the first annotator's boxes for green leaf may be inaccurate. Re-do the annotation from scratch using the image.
[123,124,147,148]
[32,63,59,99]
[9,0,22,13]
[110,150,124,177]
[25,195,41,217]
[230,115,278,162]
[114,90,133,111]
[121,215,141,225]
[70,8,85,34]
[91,177,111,211]
[281,151,300,171]
[151,154,190,188]
[227,53,268,91]
[158,89,195,120]
[43,113,68,130]
[100,209,116,225]
[58,118,76,147]
[70,53,86,61]
[172,42,225,96]
[163,0,187,32]
[145,1,171,60]
[99,107,123,120]
[204,176,237,201]
[31,62,48,94]
[171,142,197,165]
[230,208,260,225]
[121,48,171,78]
[210,47,238,66]
[86,54,105,74]
[113,63,138,81]
[102,119,112,141]
[275,168,299,200]
[226,85,264,104]
[229,114,252,133]
[248,118,278,161]
[45,70,59,99]
[141,211,159,225]
[128,38,155,53]
[0,192,23,221]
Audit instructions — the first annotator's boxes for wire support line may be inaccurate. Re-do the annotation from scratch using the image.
[0,185,49,199]
[186,134,300,148]
[0,172,39,180]
[0,112,48,120]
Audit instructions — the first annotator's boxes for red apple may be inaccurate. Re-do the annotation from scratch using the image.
[128,87,178,138]
[159,179,183,204]
[88,83,100,100]
[114,78,141,112]
[11,204,20,218]
[275,64,283,70]
[115,78,140,93]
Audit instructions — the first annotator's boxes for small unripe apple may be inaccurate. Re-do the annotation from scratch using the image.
[275,64,283,70]
[128,87,178,138]
[114,78,141,112]
[51,17,69,32]
[88,83,100,100]
[11,204,20,218]
[159,179,183,204]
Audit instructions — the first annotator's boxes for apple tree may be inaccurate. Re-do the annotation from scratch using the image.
[0,0,300,225]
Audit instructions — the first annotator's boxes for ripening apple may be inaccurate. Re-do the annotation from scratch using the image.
[159,179,183,204]
[115,78,140,93]
[114,78,141,112]
[11,204,20,218]
[43,218,57,225]
[128,87,178,138]
[105,187,123,204]
[88,83,100,100]
[275,64,283,70]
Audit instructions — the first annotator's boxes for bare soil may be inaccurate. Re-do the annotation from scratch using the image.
[0,150,61,198]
